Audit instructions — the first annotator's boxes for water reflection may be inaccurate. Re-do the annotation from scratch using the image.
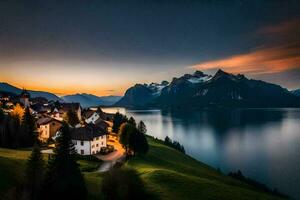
[102,107,300,199]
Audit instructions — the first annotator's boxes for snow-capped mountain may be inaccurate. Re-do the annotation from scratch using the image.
[114,81,169,107]
[115,70,300,109]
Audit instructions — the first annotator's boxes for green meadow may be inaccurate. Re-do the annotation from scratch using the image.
[0,138,284,200]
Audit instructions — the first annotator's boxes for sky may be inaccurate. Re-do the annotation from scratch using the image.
[0,0,299,96]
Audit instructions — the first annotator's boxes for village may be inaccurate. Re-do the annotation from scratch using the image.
[0,89,126,165]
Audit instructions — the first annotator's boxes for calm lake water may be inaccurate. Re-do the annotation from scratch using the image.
[102,107,300,199]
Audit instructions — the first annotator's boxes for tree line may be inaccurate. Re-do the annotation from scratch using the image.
[0,105,36,148]
[113,112,149,156]
[164,136,185,154]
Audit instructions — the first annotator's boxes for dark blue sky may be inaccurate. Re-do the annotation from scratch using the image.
[0,0,299,95]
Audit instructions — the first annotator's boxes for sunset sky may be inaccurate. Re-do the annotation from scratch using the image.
[0,0,299,96]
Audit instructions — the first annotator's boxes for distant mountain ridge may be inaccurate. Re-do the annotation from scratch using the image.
[0,82,61,101]
[0,82,122,107]
[115,70,300,109]
[61,93,122,108]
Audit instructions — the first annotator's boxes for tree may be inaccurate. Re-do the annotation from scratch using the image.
[164,136,172,144]
[112,112,127,133]
[119,123,135,154]
[128,117,136,127]
[0,108,4,123]
[23,143,45,200]
[11,103,24,121]
[42,123,87,200]
[21,107,37,146]
[129,131,149,155]
[101,168,149,200]
[164,136,185,154]
[137,121,147,135]
[64,109,80,127]
[8,113,22,148]
[120,121,149,156]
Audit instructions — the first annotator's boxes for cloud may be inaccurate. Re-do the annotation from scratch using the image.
[192,18,300,75]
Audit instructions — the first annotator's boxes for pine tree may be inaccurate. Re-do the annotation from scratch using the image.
[22,107,36,146]
[42,123,87,200]
[23,143,45,200]
[128,117,136,127]
[112,112,127,133]
[129,129,149,155]
[137,121,147,135]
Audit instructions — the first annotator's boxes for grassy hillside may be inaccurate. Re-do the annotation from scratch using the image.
[0,138,284,200]
[125,137,283,200]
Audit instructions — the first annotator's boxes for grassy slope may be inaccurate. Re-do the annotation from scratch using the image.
[125,137,283,200]
[0,138,284,200]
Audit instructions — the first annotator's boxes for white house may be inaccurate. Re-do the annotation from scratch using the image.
[36,117,63,142]
[83,110,100,124]
[71,124,108,155]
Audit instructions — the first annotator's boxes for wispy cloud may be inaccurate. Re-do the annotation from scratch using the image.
[191,18,300,75]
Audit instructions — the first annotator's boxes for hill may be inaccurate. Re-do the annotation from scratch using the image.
[61,93,122,108]
[0,82,61,101]
[0,138,285,200]
[116,70,300,109]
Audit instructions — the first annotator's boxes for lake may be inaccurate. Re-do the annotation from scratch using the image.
[102,107,300,199]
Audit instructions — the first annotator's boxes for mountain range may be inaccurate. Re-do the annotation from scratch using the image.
[115,70,300,109]
[0,82,121,107]
[61,93,122,107]
[0,82,61,101]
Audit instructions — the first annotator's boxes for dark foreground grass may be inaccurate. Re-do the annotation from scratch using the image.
[0,138,285,200]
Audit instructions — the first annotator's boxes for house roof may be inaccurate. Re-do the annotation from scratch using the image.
[60,103,81,112]
[37,117,62,126]
[71,124,108,141]
[83,109,95,119]
[94,118,109,129]
[31,103,50,113]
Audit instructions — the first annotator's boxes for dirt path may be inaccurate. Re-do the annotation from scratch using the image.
[95,136,125,172]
